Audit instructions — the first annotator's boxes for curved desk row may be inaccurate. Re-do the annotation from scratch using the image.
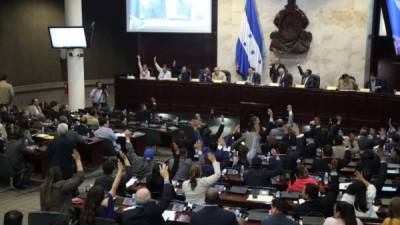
[115,78,400,130]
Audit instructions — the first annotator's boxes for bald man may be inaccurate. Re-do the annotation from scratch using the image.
[122,164,172,225]
[190,188,240,225]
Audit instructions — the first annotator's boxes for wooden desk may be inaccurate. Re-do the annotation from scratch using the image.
[115,78,400,130]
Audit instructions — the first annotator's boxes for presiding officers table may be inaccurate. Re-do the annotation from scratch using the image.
[115,77,400,129]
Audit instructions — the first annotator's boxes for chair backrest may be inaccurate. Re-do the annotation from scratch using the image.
[222,70,231,83]
[99,138,116,157]
[143,128,162,146]
[28,211,71,225]
[311,75,320,88]
[94,217,118,225]
[0,153,14,180]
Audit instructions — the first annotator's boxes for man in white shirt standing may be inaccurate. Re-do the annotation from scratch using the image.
[90,81,108,109]
[154,56,171,80]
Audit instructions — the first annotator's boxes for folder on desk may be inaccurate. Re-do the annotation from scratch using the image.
[228,186,248,194]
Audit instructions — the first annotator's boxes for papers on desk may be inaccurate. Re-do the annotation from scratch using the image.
[268,82,279,87]
[167,126,178,131]
[236,81,246,85]
[387,169,400,174]
[359,88,370,93]
[339,182,352,191]
[326,86,337,91]
[191,79,200,82]
[162,210,176,221]
[295,84,305,88]
[247,195,274,203]
[125,177,138,188]
[34,134,55,140]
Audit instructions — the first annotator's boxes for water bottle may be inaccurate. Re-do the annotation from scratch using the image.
[324,172,329,185]
[276,191,280,198]
[41,126,45,134]
[240,165,245,177]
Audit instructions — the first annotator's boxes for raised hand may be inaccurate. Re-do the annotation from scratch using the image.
[207,152,216,163]
[137,54,141,60]
[159,164,169,180]
[71,149,81,161]
[267,108,273,117]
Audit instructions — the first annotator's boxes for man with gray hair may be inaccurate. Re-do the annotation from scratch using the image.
[122,164,172,225]
[47,123,78,179]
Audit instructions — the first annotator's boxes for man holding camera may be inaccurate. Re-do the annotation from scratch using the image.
[90,81,108,109]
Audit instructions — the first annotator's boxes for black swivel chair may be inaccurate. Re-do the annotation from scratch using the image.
[28,211,71,225]
[222,70,231,83]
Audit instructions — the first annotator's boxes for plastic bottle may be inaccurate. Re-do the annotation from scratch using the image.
[324,172,329,185]
[240,165,245,176]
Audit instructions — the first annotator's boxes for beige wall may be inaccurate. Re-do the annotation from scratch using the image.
[218,0,371,87]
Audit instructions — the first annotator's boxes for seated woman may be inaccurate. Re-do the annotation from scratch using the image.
[287,164,319,192]
[323,201,363,225]
[81,160,124,225]
[382,197,400,225]
[182,153,221,205]
[341,171,378,218]
[40,150,85,216]
[338,74,358,91]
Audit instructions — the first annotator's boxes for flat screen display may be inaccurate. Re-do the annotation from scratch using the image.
[48,27,87,48]
[126,0,212,33]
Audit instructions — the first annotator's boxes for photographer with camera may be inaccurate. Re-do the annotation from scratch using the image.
[90,81,108,110]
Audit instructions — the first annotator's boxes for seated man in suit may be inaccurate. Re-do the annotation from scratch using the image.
[244,150,282,187]
[121,164,172,225]
[262,198,299,225]
[297,64,316,88]
[178,66,191,82]
[190,188,240,225]
[269,58,286,83]
[277,67,293,87]
[199,67,213,83]
[24,98,46,121]
[236,66,261,85]
[365,73,386,93]
[310,145,351,173]
[94,117,119,151]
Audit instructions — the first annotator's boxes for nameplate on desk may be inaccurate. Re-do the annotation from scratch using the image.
[145,77,156,80]
[326,86,337,91]
[295,84,305,88]
[268,83,279,87]
[170,78,178,81]
[395,91,400,96]
[191,79,200,82]
[358,88,370,93]
[236,81,246,85]
[247,195,273,203]
[127,76,136,80]
[213,80,223,83]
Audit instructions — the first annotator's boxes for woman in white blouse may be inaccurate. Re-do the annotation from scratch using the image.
[341,171,378,218]
[182,153,221,205]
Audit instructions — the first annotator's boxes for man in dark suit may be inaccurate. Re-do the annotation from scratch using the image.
[269,58,285,83]
[261,198,299,225]
[190,188,239,225]
[291,160,339,217]
[365,73,386,93]
[244,152,282,187]
[122,164,172,225]
[277,67,293,87]
[297,64,316,88]
[310,145,351,173]
[236,66,261,85]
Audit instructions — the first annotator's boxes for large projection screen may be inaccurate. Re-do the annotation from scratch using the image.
[126,0,212,33]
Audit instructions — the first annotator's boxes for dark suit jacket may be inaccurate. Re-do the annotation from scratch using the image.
[249,73,261,84]
[297,66,316,88]
[121,183,172,225]
[310,151,351,174]
[279,73,293,87]
[190,205,238,225]
[47,134,77,179]
[270,64,285,83]
[244,158,282,187]
[261,213,299,225]
[365,79,386,93]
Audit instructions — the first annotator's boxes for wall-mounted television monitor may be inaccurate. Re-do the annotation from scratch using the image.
[386,0,400,55]
[48,27,87,48]
[126,0,212,33]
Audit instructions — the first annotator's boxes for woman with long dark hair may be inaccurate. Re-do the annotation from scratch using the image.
[40,150,84,214]
[341,171,377,218]
[323,201,363,225]
[182,153,220,204]
[81,160,124,225]
[382,197,400,225]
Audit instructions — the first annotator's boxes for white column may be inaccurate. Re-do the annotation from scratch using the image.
[65,0,85,111]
